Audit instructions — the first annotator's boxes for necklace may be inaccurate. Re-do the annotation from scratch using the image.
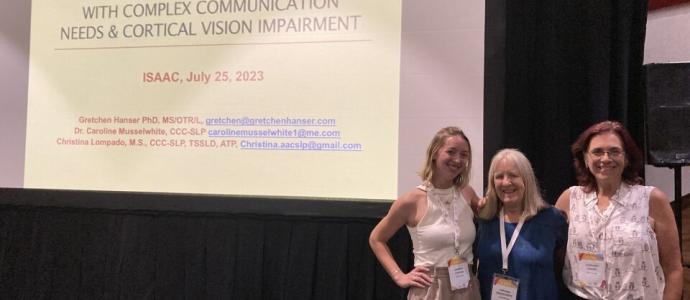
[432,186,454,205]
[428,185,462,254]
[429,186,457,224]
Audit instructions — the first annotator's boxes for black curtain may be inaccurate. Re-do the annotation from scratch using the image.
[485,0,648,202]
[0,189,413,300]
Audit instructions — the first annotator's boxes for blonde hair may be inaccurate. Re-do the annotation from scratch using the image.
[479,149,548,220]
[418,127,472,188]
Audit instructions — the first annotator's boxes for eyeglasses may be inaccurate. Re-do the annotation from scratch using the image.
[588,148,624,158]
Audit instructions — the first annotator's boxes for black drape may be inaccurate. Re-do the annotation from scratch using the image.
[485,0,648,202]
[0,189,413,299]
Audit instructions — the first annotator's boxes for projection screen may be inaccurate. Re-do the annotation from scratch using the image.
[0,0,484,202]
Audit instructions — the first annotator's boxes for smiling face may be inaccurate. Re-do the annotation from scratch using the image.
[586,132,626,183]
[492,158,525,210]
[431,135,470,188]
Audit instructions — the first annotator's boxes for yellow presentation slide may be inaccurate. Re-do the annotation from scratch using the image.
[25,0,401,200]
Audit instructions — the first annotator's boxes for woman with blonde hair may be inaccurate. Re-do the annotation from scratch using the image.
[476,149,567,300]
[370,126,481,299]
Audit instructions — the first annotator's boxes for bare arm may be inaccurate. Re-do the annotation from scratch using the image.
[369,191,432,288]
[648,188,682,300]
[554,188,571,222]
[461,185,481,215]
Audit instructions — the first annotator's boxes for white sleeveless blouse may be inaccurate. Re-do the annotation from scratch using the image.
[564,184,664,300]
[407,185,475,267]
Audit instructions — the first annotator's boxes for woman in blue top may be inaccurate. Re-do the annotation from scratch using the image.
[476,149,567,300]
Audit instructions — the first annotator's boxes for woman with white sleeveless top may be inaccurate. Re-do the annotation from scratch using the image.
[369,127,482,299]
[555,121,682,300]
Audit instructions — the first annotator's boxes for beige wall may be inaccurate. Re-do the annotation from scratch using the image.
[397,1,485,195]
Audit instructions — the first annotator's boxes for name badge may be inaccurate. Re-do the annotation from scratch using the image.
[491,273,519,300]
[577,252,605,287]
[448,256,470,290]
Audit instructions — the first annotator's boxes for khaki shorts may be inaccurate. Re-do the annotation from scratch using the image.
[407,267,481,300]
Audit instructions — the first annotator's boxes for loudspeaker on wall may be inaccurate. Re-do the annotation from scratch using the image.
[645,62,690,166]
